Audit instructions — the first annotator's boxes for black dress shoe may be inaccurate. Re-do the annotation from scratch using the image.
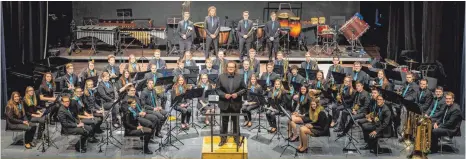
[360,144,370,150]
[113,123,121,128]
[333,128,343,132]
[370,149,383,154]
[144,149,153,154]
[336,133,346,138]
[154,134,163,139]
[218,138,227,147]
[88,137,99,143]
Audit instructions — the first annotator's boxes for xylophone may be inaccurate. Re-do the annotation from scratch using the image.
[75,25,119,46]
[120,28,166,46]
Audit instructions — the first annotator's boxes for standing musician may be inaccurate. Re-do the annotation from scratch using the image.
[238,60,256,86]
[196,74,216,125]
[200,58,219,75]
[417,79,433,112]
[287,65,305,85]
[266,80,287,133]
[80,60,100,80]
[70,87,103,139]
[337,82,370,137]
[247,49,260,73]
[182,51,197,67]
[241,74,263,127]
[296,98,329,153]
[237,11,254,61]
[350,61,368,84]
[301,52,319,71]
[204,6,220,58]
[125,54,141,73]
[123,86,162,138]
[144,65,164,84]
[172,75,193,130]
[424,86,446,123]
[369,70,393,91]
[97,72,120,128]
[57,96,93,153]
[123,98,154,154]
[430,92,462,153]
[260,62,280,88]
[287,85,311,142]
[360,95,393,154]
[24,86,45,140]
[148,49,167,71]
[140,80,168,138]
[39,73,58,122]
[83,79,105,129]
[61,63,79,95]
[212,50,228,74]
[6,92,37,149]
[325,56,344,83]
[104,55,120,79]
[333,76,355,132]
[264,12,280,61]
[118,70,135,93]
[173,60,191,82]
[177,12,194,55]
[216,61,247,146]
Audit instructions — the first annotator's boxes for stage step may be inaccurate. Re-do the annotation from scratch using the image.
[202,136,248,159]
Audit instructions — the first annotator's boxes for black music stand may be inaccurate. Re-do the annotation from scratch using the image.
[184,74,199,86]
[155,76,175,92]
[37,105,59,152]
[185,88,204,134]
[98,91,126,154]
[248,91,268,138]
[384,69,403,82]
[332,72,346,85]
[200,89,220,129]
[361,66,378,78]
[161,93,184,150]
[132,71,149,81]
[110,74,122,84]
[80,76,99,89]
[157,68,175,77]
[185,66,199,75]
[135,79,147,92]
[273,65,285,76]
[207,74,219,83]
[278,105,296,157]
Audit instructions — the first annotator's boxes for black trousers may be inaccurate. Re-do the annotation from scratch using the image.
[342,112,365,134]
[239,38,252,60]
[205,37,218,58]
[361,122,378,150]
[81,118,103,133]
[241,103,259,121]
[8,124,37,143]
[175,105,192,124]
[64,125,92,148]
[431,127,456,151]
[146,109,167,134]
[266,109,280,128]
[139,114,159,135]
[30,116,46,139]
[266,39,279,60]
[220,106,241,139]
[126,127,152,148]
[103,102,120,123]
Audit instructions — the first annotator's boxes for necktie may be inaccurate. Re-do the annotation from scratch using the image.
[90,70,94,76]
[29,96,34,105]
[402,84,410,97]
[379,78,383,86]
[208,69,211,74]
[419,91,424,101]
[69,75,73,84]
[66,108,71,114]
[151,91,156,107]
[17,104,22,112]
[244,71,248,85]
[272,21,275,30]
[429,99,439,116]
[126,79,129,84]
[244,20,248,28]
[443,107,449,124]
[273,89,278,97]
[266,73,271,86]
[211,17,214,28]
[184,21,187,30]
[47,82,52,90]
[292,76,296,82]
[156,60,160,68]
[153,74,157,84]
[89,90,93,96]
[300,95,304,103]
[186,60,191,65]
[179,86,183,94]
[111,66,115,74]
[105,82,110,88]
[251,85,255,92]
[333,66,336,72]
[136,102,142,112]
[378,107,382,119]
[353,72,358,81]
[317,81,321,89]
[343,86,348,94]
[306,62,310,70]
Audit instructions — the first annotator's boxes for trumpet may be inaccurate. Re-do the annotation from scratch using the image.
[63,75,75,91]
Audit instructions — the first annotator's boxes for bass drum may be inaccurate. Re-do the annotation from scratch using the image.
[194,22,206,40]
[219,27,231,46]
[289,16,301,38]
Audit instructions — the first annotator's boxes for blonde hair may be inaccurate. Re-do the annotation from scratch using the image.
[84,79,94,97]
[24,86,37,107]
[66,63,73,69]
[271,80,285,99]
[309,98,324,123]
[173,75,189,96]
[197,74,210,87]
[107,55,115,60]
[208,6,216,16]
[248,74,261,89]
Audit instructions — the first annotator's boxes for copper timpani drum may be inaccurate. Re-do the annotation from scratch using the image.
[218,27,231,45]
[289,16,301,38]
[278,14,289,28]
[194,22,206,40]
[339,16,369,41]
[253,23,265,39]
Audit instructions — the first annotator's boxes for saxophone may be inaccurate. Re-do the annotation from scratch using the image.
[282,58,289,82]
[330,64,340,91]
[412,116,432,159]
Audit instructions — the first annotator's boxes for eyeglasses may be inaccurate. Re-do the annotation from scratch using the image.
[129,90,136,92]
[377,98,384,101]
[62,100,70,103]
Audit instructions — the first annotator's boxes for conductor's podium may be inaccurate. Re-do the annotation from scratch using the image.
[201,136,248,159]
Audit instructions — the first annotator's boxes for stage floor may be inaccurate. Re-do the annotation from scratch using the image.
[1,98,464,159]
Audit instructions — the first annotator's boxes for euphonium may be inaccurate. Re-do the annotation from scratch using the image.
[412,116,432,159]
[282,58,289,81]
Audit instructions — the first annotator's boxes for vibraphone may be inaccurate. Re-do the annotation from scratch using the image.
[75,25,119,46]
[120,28,166,46]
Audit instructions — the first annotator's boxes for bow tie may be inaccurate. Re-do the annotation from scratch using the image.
[228,75,235,78]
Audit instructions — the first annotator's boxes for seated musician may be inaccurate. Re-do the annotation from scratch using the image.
[370,70,393,91]
[301,52,319,71]
[70,87,102,140]
[266,79,288,133]
[333,76,355,132]
[144,64,164,84]
[97,72,120,128]
[200,58,219,75]
[360,95,392,154]
[148,49,167,71]
[196,74,216,125]
[173,60,191,82]
[287,65,305,84]
[182,51,197,67]
[141,80,168,137]
[337,82,370,137]
[57,96,93,153]
[424,86,446,123]
[350,61,369,84]
[308,71,327,103]
[296,98,328,153]
[123,86,161,138]
[260,62,280,89]
[125,54,141,73]
[239,60,256,86]
[24,86,45,140]
[123,98,154,154]
[39,72,58,122]
[430,92,462,153]
[274,51,285,71]
[325,56,344,82]
[287,85,310,142]
[80,60,100,80]
[172,75,192,130]
[118,70,135,93]
[417,79,434,112]
[60,63,79,95]
[104,55,120,79]
[212,50,228,74]
[5,92,37,149]
[400,72,419,101]
[247,49,260,73]
[82,79,105,126]
[358,88,381,150]
[241,74,263,127]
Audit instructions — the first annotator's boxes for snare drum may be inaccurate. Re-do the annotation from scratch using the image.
[219,27,231,45]
[399,65,409,72]
[317,25,329,36]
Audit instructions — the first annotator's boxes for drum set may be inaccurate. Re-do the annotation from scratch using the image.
[309,17,339,55]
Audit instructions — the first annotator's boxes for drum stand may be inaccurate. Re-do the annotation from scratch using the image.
[279,31,291,55]
[68,20,82,55]
[168,21,180,56]
[310,25,322,55]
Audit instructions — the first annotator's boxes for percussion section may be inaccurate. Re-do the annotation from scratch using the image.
[75,25,119,46]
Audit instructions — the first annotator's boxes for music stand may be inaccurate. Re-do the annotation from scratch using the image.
[156,76,175,91]
[132,71,149,81]
[80,76,99,89]
[184,74,199,85]
[384,69,403,82]
[248,91,268,138]
[207,74,219,83]
[157,68,175,77]
[361,66,378,78]
[200,89,221,128]
[332,72,347,85]
[273,65,284,75]
[184,88,204,134]
[185,66,199,75]
[161,93,184,150]
[135,79,147,92]
[110,74,122,84]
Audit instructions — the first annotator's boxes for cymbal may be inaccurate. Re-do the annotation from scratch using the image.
[385,59,399,67]
[405,59,419,63]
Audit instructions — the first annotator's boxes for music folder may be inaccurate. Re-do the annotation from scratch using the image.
[135,79,147,91]
[361,66,378,78]
[273,65,284,75]
[256,80,267,89]
[185,66,199,75]
[384,69,402,82]
[185,88,204,99]
[132,71,150,81]
[332,72,346,84]
[377,88,422,115]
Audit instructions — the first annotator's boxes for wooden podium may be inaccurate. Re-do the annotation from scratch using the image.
[201,136,248,159]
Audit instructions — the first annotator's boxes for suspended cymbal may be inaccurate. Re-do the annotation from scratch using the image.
[405,59,418,63]
[385,59,399,67]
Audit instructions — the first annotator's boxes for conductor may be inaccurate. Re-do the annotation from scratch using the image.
[216,61,247,146]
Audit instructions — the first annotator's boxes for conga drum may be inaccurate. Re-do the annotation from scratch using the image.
[218,27,231,46]
[253,23,265,39]
[289,16,302,38]
[318,17,326,24]
[194,22,206,40]
[317,25,329,36]
[278,14,289,27]
[310,17,318,25]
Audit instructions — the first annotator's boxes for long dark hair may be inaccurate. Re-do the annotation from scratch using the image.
[7,92,24,117]
[41,72,56,92]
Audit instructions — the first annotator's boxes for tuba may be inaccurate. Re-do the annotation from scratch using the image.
[412,116,432,159]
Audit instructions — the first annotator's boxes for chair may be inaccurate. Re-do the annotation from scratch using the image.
[375,127,394,156]
[5,123,26,147]
[440,120,462,154]
[308,111,332,154]
[121,113,146,156]
[57,116,87,152]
